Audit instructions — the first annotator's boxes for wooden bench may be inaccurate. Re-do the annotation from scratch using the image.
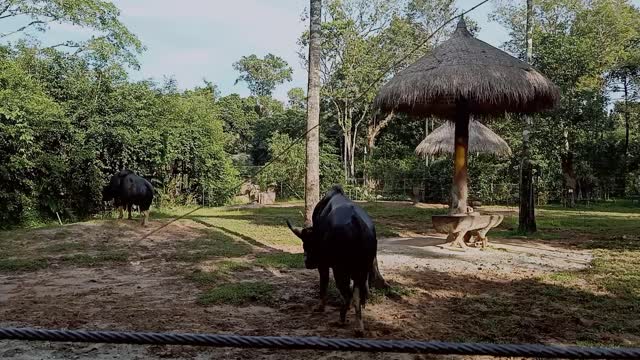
[432,213,504,248]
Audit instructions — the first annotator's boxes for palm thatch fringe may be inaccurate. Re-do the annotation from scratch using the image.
[416,118,511,157]
[375,17,560,119]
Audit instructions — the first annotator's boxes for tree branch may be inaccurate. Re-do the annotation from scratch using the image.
[44,41,82,50]
[0,20,48,38]
[367,111,395,148]
[0,4,15,18]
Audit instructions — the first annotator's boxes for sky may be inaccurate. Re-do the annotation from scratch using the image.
[111,0,510,101]
[1,0,637,101]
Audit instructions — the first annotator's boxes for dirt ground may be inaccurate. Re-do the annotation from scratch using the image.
[0,211,596,359]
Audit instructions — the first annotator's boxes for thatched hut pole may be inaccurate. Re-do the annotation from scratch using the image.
[452,101,470,214]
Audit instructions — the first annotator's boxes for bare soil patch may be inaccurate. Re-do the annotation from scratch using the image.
[0,208,633,359]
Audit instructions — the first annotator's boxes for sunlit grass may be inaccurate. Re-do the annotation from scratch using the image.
[197,281,274,305]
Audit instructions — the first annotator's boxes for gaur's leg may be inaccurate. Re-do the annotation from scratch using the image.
[118,206,124,219]
[127,204,132,220]
[352,286,364,336]
[334,270,352,324]
[314,266,329,312]
[352,273,368,336]
[141,210,149,226]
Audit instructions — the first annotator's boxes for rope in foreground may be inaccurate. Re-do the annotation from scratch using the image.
[1,327,639,359]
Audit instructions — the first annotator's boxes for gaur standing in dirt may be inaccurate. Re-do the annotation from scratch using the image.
[287,185,377,336]
[102,169,154,226]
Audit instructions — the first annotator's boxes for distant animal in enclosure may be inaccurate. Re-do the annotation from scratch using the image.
[102,170,154,226]
[286,185,377,335]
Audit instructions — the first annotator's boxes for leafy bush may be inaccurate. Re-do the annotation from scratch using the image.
[256,132,342,200]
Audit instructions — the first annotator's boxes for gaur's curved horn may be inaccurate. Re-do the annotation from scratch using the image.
[286,219,303,239]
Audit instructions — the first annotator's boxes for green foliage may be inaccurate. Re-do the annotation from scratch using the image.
[256,132,342,199]
[0,51,66,225]
[0,0,144,68]
[488,0,640,204]
[287,87,306,110]
[232,54,293,97]
[217,93,260,154]
[1,43,239,226]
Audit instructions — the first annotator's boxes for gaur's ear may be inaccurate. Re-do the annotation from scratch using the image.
[286,219,303,240]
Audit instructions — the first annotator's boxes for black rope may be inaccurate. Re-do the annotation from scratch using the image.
[0,327,638,359]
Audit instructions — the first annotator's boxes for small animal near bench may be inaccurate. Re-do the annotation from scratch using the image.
[432,213,503,248]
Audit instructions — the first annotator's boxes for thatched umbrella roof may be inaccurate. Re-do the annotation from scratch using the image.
[416,119,511,157]
[374,17,560,119]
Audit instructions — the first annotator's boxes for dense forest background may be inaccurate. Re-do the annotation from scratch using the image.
[0,0,638,227]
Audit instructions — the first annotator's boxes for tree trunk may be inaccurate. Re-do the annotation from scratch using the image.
[623,75,631,196]
[624,77,630,157]
[451,106,470,215]
[518,0,537,233]
[343,131,351,180]
[366,112,395,152]
[561,129,577,208]
[304,0,321,227]
[424,118,430,167]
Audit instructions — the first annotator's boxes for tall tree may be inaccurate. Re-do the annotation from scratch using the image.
[233,54,293,97]
[518,0,537,233]
[287,87,307,110]
[305,0,321,227]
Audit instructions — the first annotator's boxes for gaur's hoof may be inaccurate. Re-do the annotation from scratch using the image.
[332,320,347,328]
[354,328,364,337]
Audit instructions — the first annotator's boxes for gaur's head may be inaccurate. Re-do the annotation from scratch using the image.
[102,185,114,202]
[102,172,123,202]
[286,219,318,269]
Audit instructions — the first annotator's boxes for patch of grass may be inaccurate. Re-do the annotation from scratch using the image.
[545,272,579,283]
[375,224,399,238]
[43,241,86,253]
[197,281,274,305]
[589,250,640,298]
[195,215,300,247]
[189,270,224,285]
[0,258,48,272]
[255,252,304,269]
[216,259,253,272]
[173,229,252,262]
[60,251,129,266]
[188,260,253,285]
[369,285,415,304]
